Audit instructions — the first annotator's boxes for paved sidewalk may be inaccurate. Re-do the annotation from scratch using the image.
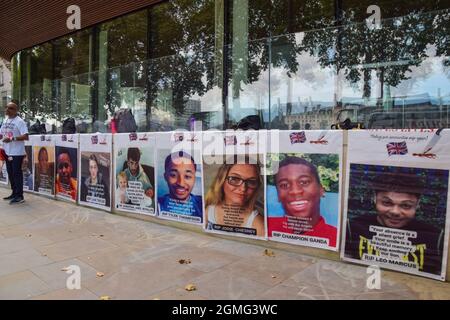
[0,188,449,300]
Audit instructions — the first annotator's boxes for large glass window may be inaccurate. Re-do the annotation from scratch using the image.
[11,53,21,103]
[9,0,450,131]
[228,0,450,130]
[29,43,53,128]
[148,0,223,131]
[227,0,336,129]
[98,10,148,131]
[53,29,93,133]
[334,1,450,129]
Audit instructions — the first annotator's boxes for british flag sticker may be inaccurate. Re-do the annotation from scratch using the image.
[386,141,408,156]
[129,133,137,141]
[289,131,306,144]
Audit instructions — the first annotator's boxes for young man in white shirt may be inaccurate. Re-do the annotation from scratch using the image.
[0,101,29,204]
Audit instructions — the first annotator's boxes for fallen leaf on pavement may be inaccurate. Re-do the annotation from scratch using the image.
[96,272,105,277]
[100,296,111,300]
[178,259,191,264]
[264,249,275,257]
[185,284,196,291]
[92,233,105,238]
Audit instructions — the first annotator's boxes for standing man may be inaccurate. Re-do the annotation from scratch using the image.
[0,102,29,204]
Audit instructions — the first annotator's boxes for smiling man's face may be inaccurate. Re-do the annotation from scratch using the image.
[375,191,419,228]
[164,157,196,201]
[276,164,324,219]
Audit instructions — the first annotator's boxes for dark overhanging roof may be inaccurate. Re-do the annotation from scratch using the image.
[0,0,162,61]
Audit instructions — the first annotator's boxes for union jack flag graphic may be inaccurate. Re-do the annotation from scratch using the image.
[224,135,237,146]
[61,135,67,142]
[91,135,98,144]
[386,141,408,156]
[289,131,306,144]
[129,133,137,141]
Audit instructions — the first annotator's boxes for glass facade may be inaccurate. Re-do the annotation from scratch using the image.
[11,0,450,132]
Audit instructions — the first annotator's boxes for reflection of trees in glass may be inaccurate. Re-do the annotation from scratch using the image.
[19,45,55,121]
[433,11,450,80]
[227,0,336,128]
[147,0,216,121]
[101,11,147,114]
[53,31,92,126]
[11,0,449,131]
[54,32,91,78]
[230,0,335,94]
[102,11,147,68]
[300,7,449,99]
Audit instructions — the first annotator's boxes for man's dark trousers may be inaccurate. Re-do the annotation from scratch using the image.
[5,155,24,198]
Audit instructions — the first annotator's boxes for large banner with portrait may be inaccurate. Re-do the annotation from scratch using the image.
[78,134,112,211]
[23,139,33,192]
[202,130,266,239]
[114,133,156,216]
[156,131,203,225]
[55,134,79,203]
[31,135,55,197]
[342,129,450,281]
[0,140,7,185]
[266,130,343,251]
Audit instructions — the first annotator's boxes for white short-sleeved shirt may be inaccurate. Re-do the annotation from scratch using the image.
[0,116,29,156]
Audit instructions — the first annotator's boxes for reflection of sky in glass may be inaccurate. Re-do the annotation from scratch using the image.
[269,46,449,108]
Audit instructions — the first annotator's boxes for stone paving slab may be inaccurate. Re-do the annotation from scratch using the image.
[1,187,449,300]
[0,248,54,277]
[0,271,51,300]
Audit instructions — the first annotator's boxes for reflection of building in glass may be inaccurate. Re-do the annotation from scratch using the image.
[1,1,449,131]
[274,101,336,130]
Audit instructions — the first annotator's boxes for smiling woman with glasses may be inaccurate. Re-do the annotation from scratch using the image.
[204,155,265,237]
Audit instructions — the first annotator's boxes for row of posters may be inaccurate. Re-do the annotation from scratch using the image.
[3,130,449,281]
